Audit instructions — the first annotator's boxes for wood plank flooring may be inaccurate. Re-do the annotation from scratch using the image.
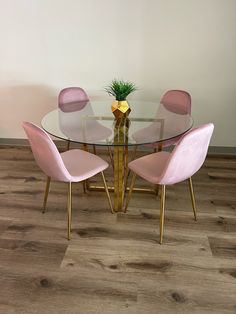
[0,146,235,314]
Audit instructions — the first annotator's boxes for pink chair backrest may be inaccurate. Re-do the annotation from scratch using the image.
[58,87,89,112]
[161,90,191,115]
[22,122,71,182]
[159,123,214,185]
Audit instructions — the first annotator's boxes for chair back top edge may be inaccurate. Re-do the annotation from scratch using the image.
[160,89,191,115]
[58,87,89,104]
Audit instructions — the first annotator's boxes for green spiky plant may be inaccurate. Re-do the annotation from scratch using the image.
[105,79,137,101]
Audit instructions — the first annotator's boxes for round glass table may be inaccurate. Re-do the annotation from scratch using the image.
[42,100,193,211]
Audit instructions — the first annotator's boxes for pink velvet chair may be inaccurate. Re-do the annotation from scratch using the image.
[58,87,89,150]
[132,90,191,152]
[58,87,89,109]
[161,89,191,115]
[125,123,214,244]
[23,122,113,240]
[157,89,192,148]
[58,87,112,157]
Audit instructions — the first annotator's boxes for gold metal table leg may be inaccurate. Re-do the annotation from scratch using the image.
[113,145,125,211]
[113,118,130,212]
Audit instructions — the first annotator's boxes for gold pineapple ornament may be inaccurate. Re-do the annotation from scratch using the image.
[105,79,137,119]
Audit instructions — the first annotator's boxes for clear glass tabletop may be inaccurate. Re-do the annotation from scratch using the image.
[41,100,193,146]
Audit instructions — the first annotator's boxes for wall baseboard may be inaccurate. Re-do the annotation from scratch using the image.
[0,138,235,156]
[208,146,236,155]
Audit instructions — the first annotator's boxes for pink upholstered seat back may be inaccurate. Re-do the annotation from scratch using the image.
[22,122,71,182]
[159,124,214,185]
[58,87,89,112]
[161,90,191,115]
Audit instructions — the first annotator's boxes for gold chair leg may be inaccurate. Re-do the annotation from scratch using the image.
[125,146,137,190]
[93,144,97,155]
[42,176,51,213]
[101,171,114,214]
[124,172,137,212]
[107,146,114,169]
[131,146,137,161]
[159,185,166,244]
[66,140,71,150]
[155,184,159,196]
[67,182,72,240]
[82,181,87,194]
[82,144,90,192]
[154,145,162,195]
[188,177,197,221]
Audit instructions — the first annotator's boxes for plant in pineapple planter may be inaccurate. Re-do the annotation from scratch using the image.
[105,79,137,119]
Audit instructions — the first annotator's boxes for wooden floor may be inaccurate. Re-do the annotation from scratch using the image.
[0,146,235,314]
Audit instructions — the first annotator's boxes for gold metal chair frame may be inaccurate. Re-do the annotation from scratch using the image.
[125,173,197,244]
[42,172,113,240]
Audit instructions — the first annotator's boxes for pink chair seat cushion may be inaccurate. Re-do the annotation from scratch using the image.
[128,151,171,184]
[61,149,108,182]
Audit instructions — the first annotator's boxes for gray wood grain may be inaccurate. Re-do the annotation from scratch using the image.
[0,146,235,314]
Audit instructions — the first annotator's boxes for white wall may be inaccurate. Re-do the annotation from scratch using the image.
[0,0,235,146]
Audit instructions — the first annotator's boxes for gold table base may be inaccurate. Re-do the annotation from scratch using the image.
[87,184,156,194]
[83,115,164,212]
